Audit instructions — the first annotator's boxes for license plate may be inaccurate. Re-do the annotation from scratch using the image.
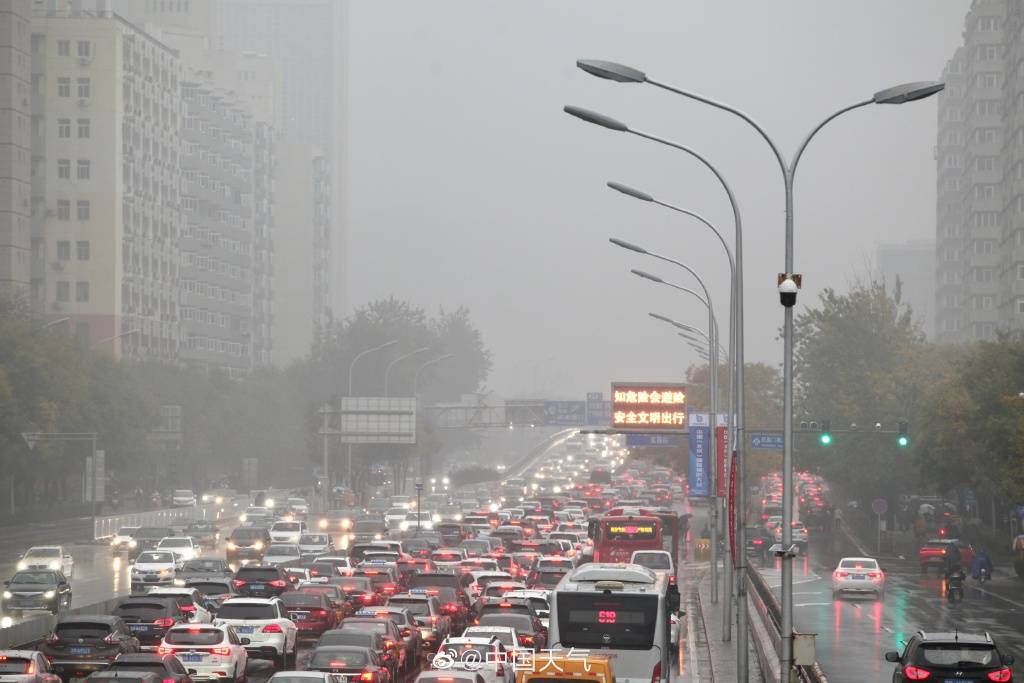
[129,623,149,631]
[182,654,203,663]
[944,679,968,683]
[290,612,308,621]
[236,626,254,634]
[853,574,865,580]
[70,646,91,656]
[250,584,265,591]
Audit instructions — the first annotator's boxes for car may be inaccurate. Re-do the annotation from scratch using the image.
[280,591,339,640]
[268,673,352,683]
[431,636,513,683]
[287,498,310,519]
[771,521,809,553]
[158,623,248,683]
[334,576,379,607]
[305,646,391,683]
[231,565,292,599]
[17,546,73,578]
[176,559,233,585]
[86,673,160,683]
[105,653,193,683]
[919,538,976,573]
[313,631,395,678]
[315,509,362,534]
[262,544,303,567]
[350,520,388,544]
[387,591,452,654]
[39,615,140,680]
[1,570,72,616]
[337,617,407,672]
[0,650,61,683]
[414,672,486,683]
[362,551,402,566]
[885,630,1014,682]
[157,537,201,562]
[185,578,238,610]
[458,558,500,575]
[831,557,885,599]
[269,521,306,544]
[131,551,180,592]
[184,522,220,548]
[296,582,354,622]
[172,490,198,507]
[745,526,773,563]
[500,589,549,629]
[630,550,674,574]
[111,596,192,650]
[147,587,215,623]
[131,528,178,555]
[467,572,514,599]
[225,527,272,564]
[298,533,335,557]
[351,566,401,599]
[111,527,141,555]
[385,508,410,529]
[351,607,424,670]
[525,568,566,591]
[213,598,297,669]
[400,512,435,532]
[460,625,519,652]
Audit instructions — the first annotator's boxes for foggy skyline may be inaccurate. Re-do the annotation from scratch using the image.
[346,1,971,399]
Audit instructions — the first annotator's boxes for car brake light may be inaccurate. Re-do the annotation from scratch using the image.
[359,673,375,682]
[153,618,176,628]
[442,602,458,613]
[988,669,1012,682]
[384,639,395,648]
[518,634,533,645]
[834,571,849,578]
[211,647,231,656]
[163,678,175,683]
[262,623,283,633]
[232,579,246,588]
[651,661,662,683]
[867,572,882,580]
[179,605,196,613]
[269,580,287,588]
[157,646,175,656]
[903,665,930,680]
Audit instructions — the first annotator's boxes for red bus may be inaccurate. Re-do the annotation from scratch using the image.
[592,515,663,563]
[605,507,681,563]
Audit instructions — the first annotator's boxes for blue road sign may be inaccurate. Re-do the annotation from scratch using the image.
[544,400,586,426]
[586,393,611,426]
[750,432,784,449]
[626,434,680,448]
[689,413,711,497]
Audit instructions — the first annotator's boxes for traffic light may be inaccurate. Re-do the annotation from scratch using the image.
[897,420,910,448]
[819,420,832,446]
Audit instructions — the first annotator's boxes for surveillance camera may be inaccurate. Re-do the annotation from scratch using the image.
[875,422,882,431]
[779,277,798,307]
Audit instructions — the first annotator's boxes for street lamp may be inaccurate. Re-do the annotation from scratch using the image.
[43,317,70,330]
[413,354,455,396]
[92,329,140,348]
[384,347,430,397]
[344,339,399,496]
[577,56,943,679]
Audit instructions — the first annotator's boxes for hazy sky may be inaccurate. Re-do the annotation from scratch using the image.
[346,1,971,400]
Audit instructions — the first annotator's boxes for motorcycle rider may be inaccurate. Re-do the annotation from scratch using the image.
[971,547,994,580]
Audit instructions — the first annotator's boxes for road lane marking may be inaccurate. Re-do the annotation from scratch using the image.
[794,602,833,607]
[971,586,1024,610]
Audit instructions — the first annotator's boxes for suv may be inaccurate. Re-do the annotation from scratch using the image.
[387,592,452,653]
[105,653,192,683]
[231,565,292,598]
[214,598,298,669]
[1,570,72,616]
[111,596,190,650]
[885,631,1014,682]
[226,527,272,563]
[39,616,140,680]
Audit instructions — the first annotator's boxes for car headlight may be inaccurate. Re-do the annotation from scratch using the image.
[129,540,137,548]
[265,498,275,508]
[374,533,383,540]
[48,561,60,570]
[454,514,462,521]
[2,591,11,599]
[239,514,248,522]
[43,590,55,599]
[432,514,441,523]
[399,521,410,531]
[159,569,171,576]
[202,495,211,503]
[253,541,264,550]
[226,542,237,550]
[319,519,328,530]
[110,539,119,546]
[341,519,352,530]
[174,579,186,587]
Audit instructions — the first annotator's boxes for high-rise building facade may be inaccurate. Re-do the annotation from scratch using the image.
[935,0,1024,343]
[877,239,936,337]
[31,7,184,358]
[0,1,32,297]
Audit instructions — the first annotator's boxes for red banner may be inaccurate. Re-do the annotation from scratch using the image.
[716,425,728,497]
[728,450,737,568]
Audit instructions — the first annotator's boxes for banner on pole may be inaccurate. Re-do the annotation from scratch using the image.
[716,415,728,498]
[688,412,710,497]
[728,450,737,568]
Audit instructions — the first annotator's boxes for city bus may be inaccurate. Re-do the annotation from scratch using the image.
[590,514,663,563]
[606,507,683,564]
[549,563,675,683]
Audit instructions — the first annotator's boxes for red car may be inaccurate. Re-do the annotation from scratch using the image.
[919,539,975,573]
[281,591,339,638]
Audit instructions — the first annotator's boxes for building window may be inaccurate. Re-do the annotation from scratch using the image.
[56,281,69,302]
[57,159,71,179]
[975,73,999,89]
[77,78,90,99]
[56,200,70,220]
[57,40,70,57]
[76,200,90,221]
[977,45,999,61]
[77,40,91,58]
[57,77,70,97]
[76,159,90,180]
[978,16,1000,31]
[974,185,997,200]
[976,157,997,172]
[57,118,70,138]
[75,281,89,303]
[980,295,994,310]
[77,118,89,138]
[1019,299,1024,314]
[57,240,71,260]
[77,240,90,261]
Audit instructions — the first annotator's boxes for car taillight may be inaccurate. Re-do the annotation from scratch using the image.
[310,608,329,618]
[103,633,120,644]
[179,605,196,613]
[867,572,882,580]
[153,617,176,628]
[262,624,283,633]
[988,669,1012,682]
[834,571,849,578]
[381,584,397,594]
[163,678,175,683]
[211,647,231,656]
[651,661,662,683]
[518,634,533,645]
[232,579,246,588]
[903,665,930,680]
[442,602,459,613]
[269,580,287,588]
[358,673,376,682]
[752,539,764,546]
[157,646,175,656]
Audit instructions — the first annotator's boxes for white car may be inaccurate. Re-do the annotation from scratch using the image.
[630,550,675,575]
[400,512,434,531]
[268,521,305,544]
[772,521,809,553]
[17,546,73,578]
[215,597,297,669]
[385,508,409,530]
[297,533,334,557]
[131,550,179,591]
[461,625,519,651]
[831,557,885,599]
[262,544,303,566]
[287,498,310,518]
[502,589,550,628]
[110,527,140,555]
[157,536,201,562]
[159,623,248,682]
[173,489,198,507]
[432,636,513,683]
[0,649,60,683]
[148,586,214,623]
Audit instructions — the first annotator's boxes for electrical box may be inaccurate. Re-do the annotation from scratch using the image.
[794,632,816,666]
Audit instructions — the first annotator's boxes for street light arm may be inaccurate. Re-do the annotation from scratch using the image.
[790,98,874,181]
[652,199,735,276]
[349,340,399,394]
[384,346,431,397]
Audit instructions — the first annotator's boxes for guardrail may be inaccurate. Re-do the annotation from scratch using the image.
[92,502,224,540]
[0,595,129,649]
[747,567,829,683]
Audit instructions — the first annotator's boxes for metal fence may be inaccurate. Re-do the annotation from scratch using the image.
[92,502,223,540]
[747,567,829,683]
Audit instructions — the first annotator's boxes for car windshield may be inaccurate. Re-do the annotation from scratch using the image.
[300,534,329,545]
[115,600,170,615]
[232,528,265,540]
[283,593,324,607]
[11,571,57,584]
[839,560,878,570]
[137,552,175,563]
[273,523,301,532]
[918,644,998,668]
[217,602,277,620]
[387,599,429,616]
[174,490,193,497]
[117,527,138,536]
[165,627,224,645]
[0,658,33,674]
[479,613,533,631]
[319,632,373,647]
[160,539,190,547]
[354,521,384,532]
[236,568,280,581]
[25,548,60,558]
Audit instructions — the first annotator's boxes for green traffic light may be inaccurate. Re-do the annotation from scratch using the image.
[897,435,909,448]
[819,433,832,446]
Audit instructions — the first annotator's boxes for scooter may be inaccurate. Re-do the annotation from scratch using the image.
[947,573,965,603]
[976,566,990,584]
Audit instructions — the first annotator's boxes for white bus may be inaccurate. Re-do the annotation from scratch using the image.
[549,563,676,683]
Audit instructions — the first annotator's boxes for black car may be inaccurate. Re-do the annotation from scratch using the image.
[745,526,773,563]
[87,673,160,683]
[107,654,193,683]
[184,521,220,547]
[226,527,272,563]
[176,559,232,583]
[231,565,292,598]
[131,528,177,556]
[39,615,140,680]
[306,645,391,683]
[111,596,190,649]
[2,570,72,615]
[184,578,237,609]
[885,630,1014,682]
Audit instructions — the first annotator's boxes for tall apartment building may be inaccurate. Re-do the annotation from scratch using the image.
[935,0,1024,343]
[877,239,936,337]
[30,7,184,358]
[0,1,32,297]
